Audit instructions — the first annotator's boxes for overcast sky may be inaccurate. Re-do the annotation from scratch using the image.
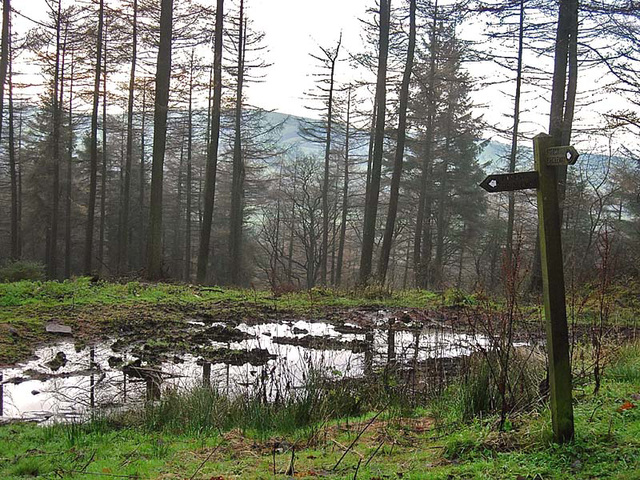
[11,0,636,152]
[245,0,371,117]
[13,0,372,119]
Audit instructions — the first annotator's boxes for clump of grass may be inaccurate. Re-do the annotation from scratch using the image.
[443,288,478,308]
[606,341,640,383]
[141,367,416,439]
[9,457,44,477]
[431,349,546,428]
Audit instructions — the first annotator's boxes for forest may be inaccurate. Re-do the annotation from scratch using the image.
[0,0,637,290]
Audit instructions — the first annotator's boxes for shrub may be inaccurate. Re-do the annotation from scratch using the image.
[443,288,476,308]
[0,260,45,282]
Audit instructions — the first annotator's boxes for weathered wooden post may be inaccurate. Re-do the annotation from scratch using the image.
[480,132,577,443]
[533,132,575,443]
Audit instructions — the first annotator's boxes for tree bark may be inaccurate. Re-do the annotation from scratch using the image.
[7,4,19,261]
[119,0,137,274]
[99,20,108,275]
[185,50,194,281]
[138,83,146,269]
[47,0,64,279]
[414,0,438,288]
[529,0,578,293]
[320,35,341,286]
[506,0,525,266]
[336,87,352,287]
[378,0,416,282]
[229,1,246,285]
[84,0,104,275]
[147,0,174,280]
[64,49,74,278]
[197,0,224,284]
[0,0,14,262]
[359,0,390,284]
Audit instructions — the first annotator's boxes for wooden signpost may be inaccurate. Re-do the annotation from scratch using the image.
[480,132,577,443]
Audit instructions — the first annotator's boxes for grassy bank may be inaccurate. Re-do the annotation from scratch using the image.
[2,277,640,366]
[0,278,444,365]
[1,342,638,479]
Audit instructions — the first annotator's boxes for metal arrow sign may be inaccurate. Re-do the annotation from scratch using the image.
[546,146,579,166]
[479,171,539,193]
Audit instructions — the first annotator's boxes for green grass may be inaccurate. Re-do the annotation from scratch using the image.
[1,342,639,479]
[0,278,446,316]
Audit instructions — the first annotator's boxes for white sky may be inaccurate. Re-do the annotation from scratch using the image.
[245,0,371,117]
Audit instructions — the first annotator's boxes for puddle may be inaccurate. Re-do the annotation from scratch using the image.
[0,313,491,423]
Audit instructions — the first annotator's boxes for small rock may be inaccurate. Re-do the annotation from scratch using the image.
[571,460,582,471]
[45,323,72,335]
[31,390,40,396]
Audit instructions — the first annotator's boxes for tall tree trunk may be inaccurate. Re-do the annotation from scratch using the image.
[457,224,466,289]
[378,0,416,282]
[47,0,64,279]
[64,51,74,278]
[529,0,578,293]
[287,164,297,283]
[229,2,246,285]
[414,0,438,288]
[0,0,9,144]
[320,35,341,286]
[335,87,351,287]
[99,21,108,274]
[138,83,146,268]
[359,0,390,284]
[433,100,454,289]
[147,0,174,280]
[330,159,340,284]
[16,100,22,258]
[506,0,525,265]
[173,136,184,271]
[7,10,19,261]
[119,0,137,274]
[365,97,377,193]
[84,0,104,275]
[197,0,224,284]
[0,0,14,261]
[185,51,194,281]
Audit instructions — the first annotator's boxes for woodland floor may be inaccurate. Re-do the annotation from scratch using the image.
[1,279,639,479]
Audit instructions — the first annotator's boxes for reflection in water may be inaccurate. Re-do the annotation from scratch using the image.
[387,320,396,363]
[0,314,494,422]
[90,347,95,409]
[202,362,211,388]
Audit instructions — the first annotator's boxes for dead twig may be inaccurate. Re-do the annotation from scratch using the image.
[59,471,139,479]
[118,445,140,468]
[285,445,296,476]
[353,458,362,479]
[189,442,224,480]
[364,439,385,467]
[333,406,387,470]
[80,450,97,473]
